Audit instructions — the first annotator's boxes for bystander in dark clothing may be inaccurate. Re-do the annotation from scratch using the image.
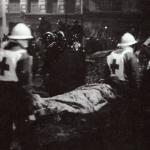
[138,37,150,149]
[71,20,84,43]
[38,16,51,36]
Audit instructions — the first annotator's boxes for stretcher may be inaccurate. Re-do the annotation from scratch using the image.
[32,83,117,147]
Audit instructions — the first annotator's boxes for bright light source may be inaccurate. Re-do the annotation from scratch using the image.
[38,17,42,21]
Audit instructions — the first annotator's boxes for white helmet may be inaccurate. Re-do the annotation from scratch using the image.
[117,32,137,47]
[8,23,33,40]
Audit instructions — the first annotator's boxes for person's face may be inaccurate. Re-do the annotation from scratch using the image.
[17,39,29,48]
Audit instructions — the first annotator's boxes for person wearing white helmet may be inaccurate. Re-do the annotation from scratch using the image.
[0,23,37,150]
[105,32,140,94]
[105,32,141,149]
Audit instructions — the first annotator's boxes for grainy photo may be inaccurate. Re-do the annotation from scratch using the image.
[0,0,150,150]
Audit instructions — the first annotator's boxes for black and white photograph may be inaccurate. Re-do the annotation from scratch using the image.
[0,0,150,150]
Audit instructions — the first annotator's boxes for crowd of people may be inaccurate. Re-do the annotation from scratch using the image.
[0,20,86,150]
[0,19,150,150]
[37,18,86,96]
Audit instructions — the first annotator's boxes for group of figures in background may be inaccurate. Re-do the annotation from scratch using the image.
[1,16,150,150]
[1,17,150,98]
[30,17,86,97]
[28,17,128,96]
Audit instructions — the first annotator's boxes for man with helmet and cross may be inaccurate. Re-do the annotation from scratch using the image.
[104,32,141,149]
[106,32,140,96]
[0,23,37,150]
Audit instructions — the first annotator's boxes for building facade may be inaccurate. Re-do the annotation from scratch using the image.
[0,0,150,38]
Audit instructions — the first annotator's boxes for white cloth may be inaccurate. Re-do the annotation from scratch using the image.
[0,49,26,82]
[33,84,116,115]
[107,47,133,81]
